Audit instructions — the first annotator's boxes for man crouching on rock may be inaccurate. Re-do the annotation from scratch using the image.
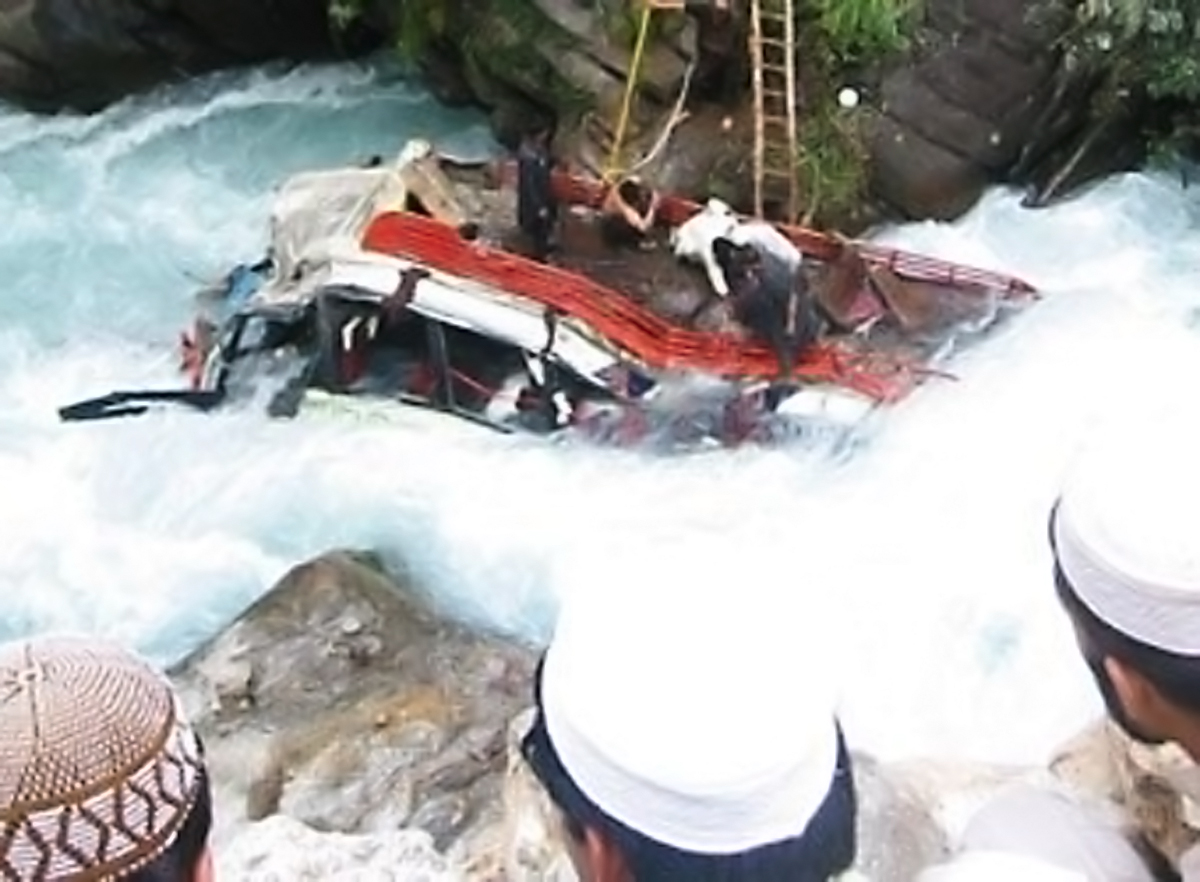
[0,634,214,881]
[519,559,859,881]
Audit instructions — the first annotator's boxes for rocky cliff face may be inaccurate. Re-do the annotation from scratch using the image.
[0,0,1150,222]
[359,0,1115,222]
[0,0,339,111]
[865,0,1068,218]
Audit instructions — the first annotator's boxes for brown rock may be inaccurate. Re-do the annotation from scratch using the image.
[169,549,537,852]
[927,0,1069,56]
[881,69,1013,171]
[864,112,990,220]
[526,0,691,105]
[915,41,1052,132]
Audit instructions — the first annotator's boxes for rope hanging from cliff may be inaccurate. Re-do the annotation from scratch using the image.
[626,55,695,177]
[605,2,655,183]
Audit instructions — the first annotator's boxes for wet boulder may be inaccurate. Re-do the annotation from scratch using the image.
[866,0,1069,219]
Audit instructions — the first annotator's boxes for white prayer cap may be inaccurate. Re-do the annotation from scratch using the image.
[1053,407,1200,654]
[916,851,1087,882]
[541,540,841,854]
[960,785,1154,882]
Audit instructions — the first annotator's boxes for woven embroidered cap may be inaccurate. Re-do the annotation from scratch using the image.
[1053,407,1200,655]
[0,634,205,881]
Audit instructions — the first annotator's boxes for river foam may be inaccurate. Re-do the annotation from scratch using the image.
[2,59,1200,769]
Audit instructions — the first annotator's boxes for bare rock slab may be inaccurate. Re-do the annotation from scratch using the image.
[170,550,537,856]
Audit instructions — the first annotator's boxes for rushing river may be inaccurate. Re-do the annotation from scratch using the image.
[3,55,1200,769]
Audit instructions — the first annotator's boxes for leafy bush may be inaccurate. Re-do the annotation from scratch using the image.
[328,0,366,32]
[808,0,921,65]
[326,0,449,60]
[397,0,448,60]
[1069,0,1200,100]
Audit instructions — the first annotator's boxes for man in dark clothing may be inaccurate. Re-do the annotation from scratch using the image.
[517,125,559,262]
[681,0,748,107]
[714,237,821,376]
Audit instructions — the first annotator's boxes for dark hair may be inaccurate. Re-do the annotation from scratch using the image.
[712,238,745,276]
[1051,505,1200,715]
[125,765,213,881]
[521,660,857,882]
[526,120,556,144]
[617,179,651,213]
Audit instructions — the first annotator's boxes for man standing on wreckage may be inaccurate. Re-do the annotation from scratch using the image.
[673,199,823,388]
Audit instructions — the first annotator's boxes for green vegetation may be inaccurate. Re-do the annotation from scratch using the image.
[327,0,449,60]
[396,0,449,60]
[794,102,870,226]
[808,0,921,66]
[1066,0,1200,101]
[789,0,920,226]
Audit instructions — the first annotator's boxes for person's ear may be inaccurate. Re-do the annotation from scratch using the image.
[191,844,215,882]
[1105,656,1173,731]
[582,826,634,882]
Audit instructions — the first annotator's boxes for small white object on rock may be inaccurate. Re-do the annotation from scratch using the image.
[339,616,364,637]
[200,656,255,713]
[838,87,860,109]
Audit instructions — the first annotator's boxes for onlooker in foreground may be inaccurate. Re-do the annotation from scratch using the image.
[1045,410,1200,879]
[924,410,1200,881]
[0,633,214,881]
[520,558,859,881]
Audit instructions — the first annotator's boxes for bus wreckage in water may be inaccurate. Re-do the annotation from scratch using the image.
[59,139,1038,448]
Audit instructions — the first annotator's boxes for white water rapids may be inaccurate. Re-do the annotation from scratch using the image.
[2,58,1200,776]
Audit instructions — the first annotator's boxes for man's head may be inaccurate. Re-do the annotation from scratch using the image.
[1050,412,1200,753]
[712,237,759,280]
[525,120,555,148]
[0,634,213,881]
[616,177,650,213]
[522,552,857,882]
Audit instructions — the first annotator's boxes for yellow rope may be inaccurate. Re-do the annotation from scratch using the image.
[604,2,655,183]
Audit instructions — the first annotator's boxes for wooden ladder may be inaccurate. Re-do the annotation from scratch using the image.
[750,0,799,221]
